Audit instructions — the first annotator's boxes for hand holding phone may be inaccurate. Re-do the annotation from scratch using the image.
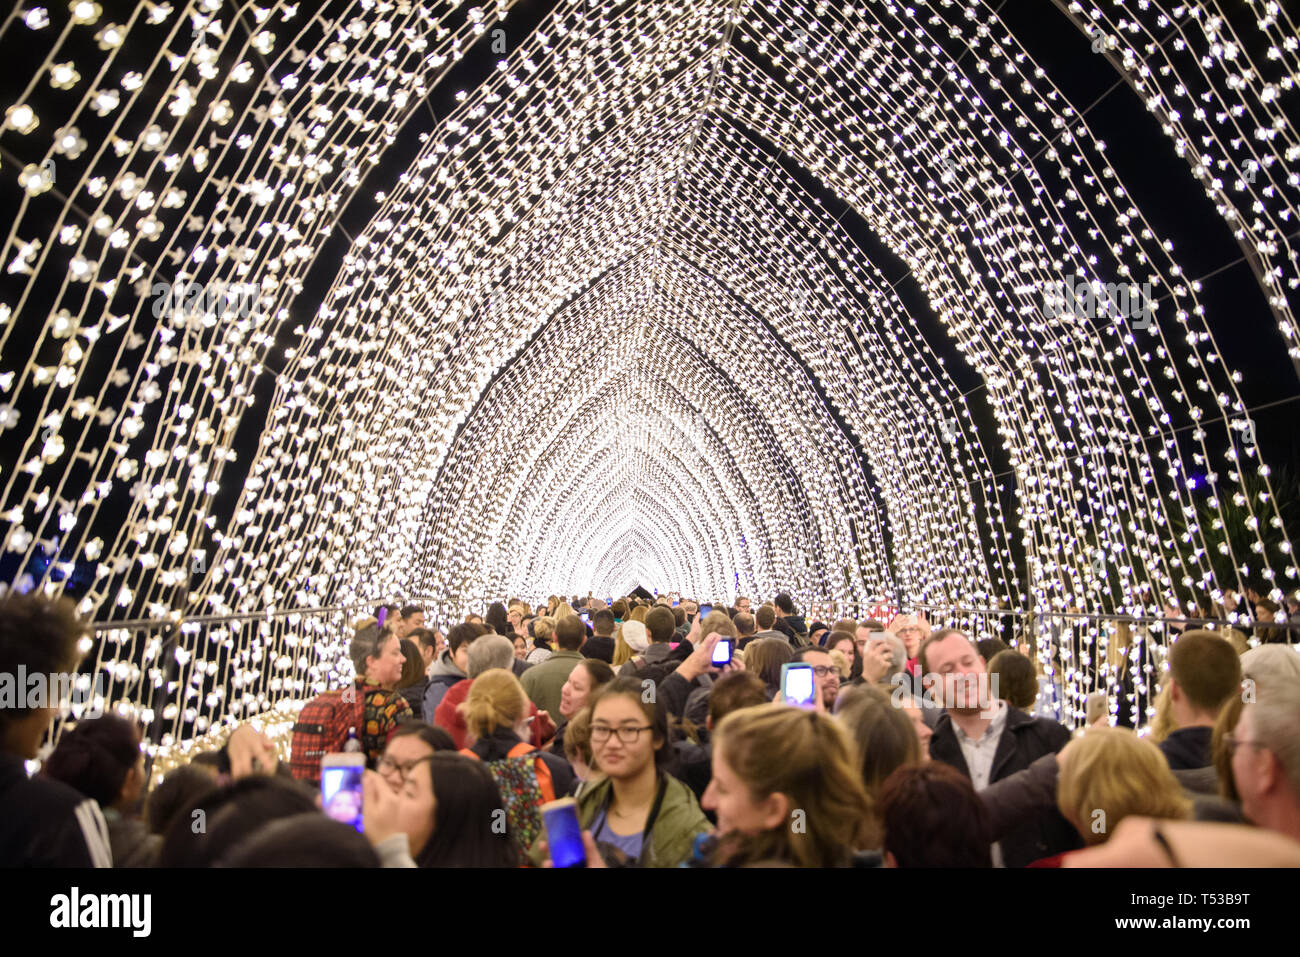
[321,753,366,833]
[711,638,733,667]
[779,662,817,711]
[541,798,587,868]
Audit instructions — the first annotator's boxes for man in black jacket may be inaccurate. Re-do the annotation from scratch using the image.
[921,629,1079,867]
[582,609,616,664]
[0,592,113,866]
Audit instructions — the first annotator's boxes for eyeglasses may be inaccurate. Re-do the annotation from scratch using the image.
[811,665,839,679]
[590,724,653,744]
[377,754,434,784]
[1223,734,1267,756]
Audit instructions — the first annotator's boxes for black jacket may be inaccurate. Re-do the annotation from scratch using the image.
[1159,727,1212,771]
[929,708,1079,868]
[582,635,615,664]
[401,676,430,721]
[0,751,112,866]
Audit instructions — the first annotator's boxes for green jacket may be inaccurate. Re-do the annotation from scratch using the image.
[530,772,712,868]
[519,649,584,717]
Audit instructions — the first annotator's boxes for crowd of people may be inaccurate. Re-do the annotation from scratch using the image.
[2,590,1298,868]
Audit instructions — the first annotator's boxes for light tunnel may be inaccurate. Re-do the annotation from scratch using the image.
[0,0,1296,743]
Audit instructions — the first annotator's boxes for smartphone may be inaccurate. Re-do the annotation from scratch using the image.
[541,797,586,868]
[320,753,365,833]
[780,662,816,710]
[698,603,713,619]
[580,611,590,624]
[711,638,733,666]
[672,600,679,607]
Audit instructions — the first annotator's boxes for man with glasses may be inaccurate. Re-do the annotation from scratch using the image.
[1228,671,1300,842]
[791,646,841,711]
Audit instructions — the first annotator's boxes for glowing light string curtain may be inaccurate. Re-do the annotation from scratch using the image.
[0,0,1295,744]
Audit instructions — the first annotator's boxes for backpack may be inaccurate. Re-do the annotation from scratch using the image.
[460,741,556,851]
[290,685,365,783]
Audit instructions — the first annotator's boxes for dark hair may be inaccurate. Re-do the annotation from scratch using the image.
[747,638,794,695]
[879,763,992,867]
[645,606,676,644]
[1168,630,1243,713]
[593,609,616,634]
[447,621,488,655]
[0,592,85,735]
[400,604,424,620]
[577,658,616,689]
[398,638,425,689]
[588,675,672,771]
[216,813,380,868]
[374,604,398,620]
[189,750,223,770]
[158,775,318,868]
[733,612,756,636]
[672,607,686,628]
[554,615,586,651]
[774,593,795,614]
[987,649,1038,709]
[417,753,523,867]
[835,685,920,796]
[146,765,219,835]
[42,715,142,807]
[976,637,1010,663]
[484,602,509,636]
[822,632,863,680]
[755,605,776,630]
[390,722,458,752]
[407,626,440,651]
[707,671,770,726]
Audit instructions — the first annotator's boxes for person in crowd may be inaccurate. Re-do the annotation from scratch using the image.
[732,612,757,649]
[158,774,320,867]
[743,637,795,699]
[855,624,901,685]
[423,621,488,715]
[397,638,428,720]
[977,637,1009,664]
[700,702,877,866]
[551,659,616,757]
[835,684,920,799]
[0,592,113,867]
[878,762,992,867]
[824,631,862,681]
[527,615,557,664]
[735,597,752,615]
[1253,598,1287,644]
[216,813,381,868]
[987,649,1040,712]
[583,609,617,663]
[751,604,785,644]
[562,707,600,794]
[512,635,529,660]
[788,645,841,710]
[1227,671,1300,842]
[1159,630,1242,786]
[674,600,698,640]
[484,602,511,637]
[459,668,575,798]
[612,618,647,669]
[806,620,830,647]
[521,615,587,718]
[888,614,927,676]
[1061,816,1300,867]
[1035,727,1192,866]
[146,765,219,841]
[771,593,808,644]
[405,626,443,696]
[506,602,530,638]
[347,621,414,766]
[619,606,679,675]
[374,604,399,632]
[534,676,709,867]
[674,671,770,806]
[397,604,425,639]
[921,628,1078,867]
[432,633,550,749]
[42,715,156,867]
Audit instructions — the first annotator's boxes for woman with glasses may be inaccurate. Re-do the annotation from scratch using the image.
[533,675,710,867]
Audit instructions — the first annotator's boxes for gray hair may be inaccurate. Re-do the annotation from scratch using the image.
[1241,645,1300,684]
[467,634,515,679]
[868,631,907,684]
[1249,672,1300,802]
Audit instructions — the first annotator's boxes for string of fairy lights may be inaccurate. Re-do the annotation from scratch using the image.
[0,0,1295,755]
